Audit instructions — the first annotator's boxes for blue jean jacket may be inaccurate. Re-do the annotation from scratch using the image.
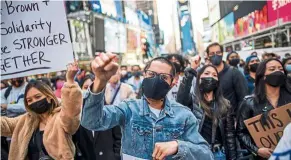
[81,88,214,160]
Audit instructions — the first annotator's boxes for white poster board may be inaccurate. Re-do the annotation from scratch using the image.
[1,1,74,80]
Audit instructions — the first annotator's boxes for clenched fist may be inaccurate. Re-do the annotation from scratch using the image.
[91,52,119,92]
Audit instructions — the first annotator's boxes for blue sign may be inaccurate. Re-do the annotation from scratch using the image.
[177,0,196,54]
[89,0,102,13]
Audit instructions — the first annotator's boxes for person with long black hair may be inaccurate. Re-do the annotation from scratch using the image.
[237,58,291,159]
[177,64,236,160]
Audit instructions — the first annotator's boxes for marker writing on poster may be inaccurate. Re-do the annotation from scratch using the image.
[1,0,71,77]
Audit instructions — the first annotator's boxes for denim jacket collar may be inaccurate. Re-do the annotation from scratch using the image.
[139,96,174,118]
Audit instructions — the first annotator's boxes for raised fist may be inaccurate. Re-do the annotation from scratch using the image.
[91,52,118,82]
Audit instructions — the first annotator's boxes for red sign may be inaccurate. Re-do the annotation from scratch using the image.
[234,5,268,37]
[267,0,291,23]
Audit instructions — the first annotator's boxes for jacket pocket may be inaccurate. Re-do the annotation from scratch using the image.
[131,122,153,155]
[164,125,184,140]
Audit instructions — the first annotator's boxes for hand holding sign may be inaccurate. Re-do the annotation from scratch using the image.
[66,60,79,84]
[258,148,273,158]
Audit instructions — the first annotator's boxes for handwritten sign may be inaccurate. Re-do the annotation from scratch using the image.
[1,1,73,80]
[244,103,291,150]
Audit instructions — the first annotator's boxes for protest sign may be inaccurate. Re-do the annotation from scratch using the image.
[244,103,291,150]
[1,1,74,80]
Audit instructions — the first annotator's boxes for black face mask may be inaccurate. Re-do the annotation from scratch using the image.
[265,71,286,87]
[142,76,171,100]
[210,55,223,66]
[229,58,240,67]
[249,63,259,72]
[28,98,52,114]
[199,77,219,93]
[11,78,24,87]
[132,71,142,78]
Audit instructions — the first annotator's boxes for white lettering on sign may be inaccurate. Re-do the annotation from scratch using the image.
[1,0,73,80]
[272,0,291,10]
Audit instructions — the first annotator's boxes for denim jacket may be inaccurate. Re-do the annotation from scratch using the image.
[81,87,214,160]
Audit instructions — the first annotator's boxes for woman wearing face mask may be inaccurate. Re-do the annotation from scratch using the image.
[226,51,244,75]
[177,65,236,160]
[54,76,65,98]
[237,58,291,160]
[80,74,94,98]
[244,55,260,94]
[0,62,82,159]
[283,57,291,93]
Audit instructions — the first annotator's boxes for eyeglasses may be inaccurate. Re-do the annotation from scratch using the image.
[145,70,173,82]
[209,51,222,57]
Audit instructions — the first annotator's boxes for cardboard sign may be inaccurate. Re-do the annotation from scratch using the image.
[244,103,291,150]
[1,1,73,80]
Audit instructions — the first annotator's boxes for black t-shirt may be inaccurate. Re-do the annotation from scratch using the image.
[28,129,52,160]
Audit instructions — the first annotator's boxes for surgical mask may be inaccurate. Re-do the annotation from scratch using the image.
[142,76,171,100]
[82,90,88,99]
[121,70,127,76]
[199,77,219,93]
[28,98,51,114]
[229,58,240,67]
[210,55,223,66]
[249,63,259,72]
[285,64,291,73]
[56,81,64,89]
[265,71,286,87]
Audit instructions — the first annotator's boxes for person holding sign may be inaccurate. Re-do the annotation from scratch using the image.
[237,58,291,159]
[0,61,83,159]
[177,64,237,160]
[81,53,214,160]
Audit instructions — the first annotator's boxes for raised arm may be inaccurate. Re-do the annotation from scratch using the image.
[1,115,23,137]
[81,52,129,131]
[59,61,83,135]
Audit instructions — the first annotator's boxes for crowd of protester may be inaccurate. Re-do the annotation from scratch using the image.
[1,42,291,160]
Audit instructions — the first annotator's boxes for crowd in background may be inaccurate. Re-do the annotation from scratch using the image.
[1,42,291,160]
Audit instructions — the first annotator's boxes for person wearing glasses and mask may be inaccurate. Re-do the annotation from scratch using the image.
[244,55,260,94]
[81,53,213,160]
[206,43,248,115]
[237,58,291,159]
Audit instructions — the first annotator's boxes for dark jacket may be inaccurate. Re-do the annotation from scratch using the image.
[245,74,255,94]
[218,63,248,113]
[74,123,121,160]
[73,99,122,160]
[177,68,236,160]
[236,88,291,159]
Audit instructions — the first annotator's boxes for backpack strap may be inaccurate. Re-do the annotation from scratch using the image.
[4,86,12,99]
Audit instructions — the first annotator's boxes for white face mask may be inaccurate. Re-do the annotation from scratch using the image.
[121,70,127,76]
[82,90,89,99]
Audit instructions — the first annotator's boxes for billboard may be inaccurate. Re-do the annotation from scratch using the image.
[219,12,235,43]
[104,18,126,53]
[127,29,139,53]
[177,0,196,54]
[211,23,220,43]
[208,0,221,26]
[267,0,291,23]
[234,4,268,37]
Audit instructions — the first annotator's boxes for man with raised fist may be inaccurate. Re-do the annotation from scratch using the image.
[81,52,213,160]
